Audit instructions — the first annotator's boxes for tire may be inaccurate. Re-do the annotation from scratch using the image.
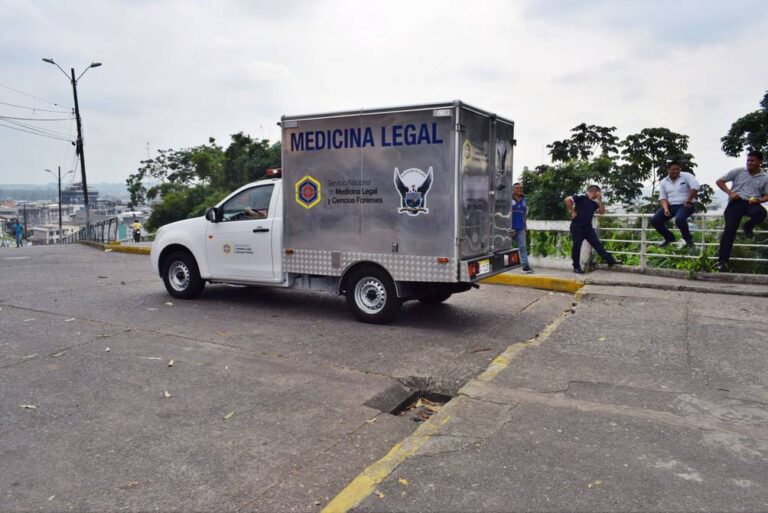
[161,251,205,299]
[345,267,401,324]
[416,291,453,304]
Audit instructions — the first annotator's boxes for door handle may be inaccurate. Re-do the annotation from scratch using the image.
[253,228,270,233]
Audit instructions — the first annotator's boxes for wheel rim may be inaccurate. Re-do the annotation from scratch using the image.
[168,261,190,292]
[354,276,387,314]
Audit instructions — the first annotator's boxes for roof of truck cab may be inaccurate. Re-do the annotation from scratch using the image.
[280,100,514,126]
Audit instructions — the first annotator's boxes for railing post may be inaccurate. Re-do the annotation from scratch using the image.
[640,216,648,267]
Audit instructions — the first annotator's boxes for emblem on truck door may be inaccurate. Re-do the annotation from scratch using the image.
[394,167,433,216]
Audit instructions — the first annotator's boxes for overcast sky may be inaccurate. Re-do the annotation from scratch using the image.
[1,0,766,190]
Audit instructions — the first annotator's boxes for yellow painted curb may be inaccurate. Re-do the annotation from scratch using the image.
[321,291,584,512]
[321,406,455,513]
[104,244,151,255]
[482,273,583,293]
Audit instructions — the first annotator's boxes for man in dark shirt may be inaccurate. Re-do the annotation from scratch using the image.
[564,185,622,273]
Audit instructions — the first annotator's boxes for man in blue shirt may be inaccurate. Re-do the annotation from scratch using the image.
[714,150,768,271]
[511,182,533,273]
[13,221,23,248]
[564,185,622,273]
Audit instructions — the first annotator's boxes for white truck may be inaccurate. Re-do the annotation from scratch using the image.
[151,101,520,323]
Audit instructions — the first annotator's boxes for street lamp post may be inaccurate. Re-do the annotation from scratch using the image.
[44,167,74,244]
[42,58,102,240]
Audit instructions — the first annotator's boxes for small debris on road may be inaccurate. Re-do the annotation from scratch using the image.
[22,318,35,322]
[587,480,603,489]
[48,495,55,501]
[120,281,126,285]
[98,275,108,279]
[20,404,37,410]
[23,354,39,359]
[104,347,110,352]
[223,411,236,420]
[120,481,140,490]
[146,307,158,311]
[168,358,174,367]
[50,350,67,358]
[375,490,385,499]
[163,391,172,399]
[165,302,174,306]
[598,336,606,342]
[64,318,76,322]
[138,356,162,361]
[469,347,492,354]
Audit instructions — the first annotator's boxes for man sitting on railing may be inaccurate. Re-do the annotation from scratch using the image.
[715,150,768,272]
[651,160,699,248]
[565,185,623,274]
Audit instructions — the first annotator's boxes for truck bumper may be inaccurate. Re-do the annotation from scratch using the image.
[462,249,521,282]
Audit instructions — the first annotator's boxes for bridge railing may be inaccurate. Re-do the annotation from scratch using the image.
[526,213,768,273]
[61,217,121,244]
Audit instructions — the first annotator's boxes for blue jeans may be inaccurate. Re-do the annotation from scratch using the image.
[651,204,694,243]
[514,229,529,266]
[15,234,22,247]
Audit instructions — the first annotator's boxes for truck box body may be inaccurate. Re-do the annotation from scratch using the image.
[281,101,517,283]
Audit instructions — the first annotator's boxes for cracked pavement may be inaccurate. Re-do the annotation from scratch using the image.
[352,284,768,512]
[0,245,572,512]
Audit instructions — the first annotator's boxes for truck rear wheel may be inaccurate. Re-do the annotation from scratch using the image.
[162,251,205,299]
[346,267,401,324]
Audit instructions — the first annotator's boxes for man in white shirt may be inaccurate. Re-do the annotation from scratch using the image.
[651,161,699,248]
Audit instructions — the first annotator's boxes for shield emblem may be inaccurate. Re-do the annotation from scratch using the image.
[405,191,421,208]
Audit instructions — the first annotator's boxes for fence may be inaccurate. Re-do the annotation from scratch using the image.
[61,217,123,244]
[527,213,768,273]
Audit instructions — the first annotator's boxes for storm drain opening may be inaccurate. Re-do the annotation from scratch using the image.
[389,392,452,423]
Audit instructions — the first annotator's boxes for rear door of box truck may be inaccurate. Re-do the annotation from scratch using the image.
[458,105,514,259]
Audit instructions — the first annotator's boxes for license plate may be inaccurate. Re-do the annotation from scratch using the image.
[478,259,491,275]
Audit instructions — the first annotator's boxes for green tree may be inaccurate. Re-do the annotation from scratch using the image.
[126,133,281,232]
[620,128,696,198]
[721,90,768,163]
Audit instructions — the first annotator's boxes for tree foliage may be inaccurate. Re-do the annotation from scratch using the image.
[721,90,768,162]
[523,123,709,219]
[126,133,280,231]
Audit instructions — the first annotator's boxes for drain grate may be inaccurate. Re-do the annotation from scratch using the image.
[390,392,452,423]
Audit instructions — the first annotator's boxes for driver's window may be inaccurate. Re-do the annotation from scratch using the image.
[221,185,274,221]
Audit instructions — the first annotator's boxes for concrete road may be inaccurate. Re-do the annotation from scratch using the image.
[0,245,571,512]
[348,285,768,513]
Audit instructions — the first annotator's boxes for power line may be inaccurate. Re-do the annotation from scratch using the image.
[0,100,72,114]
[0,120,74,142]
[0,82,65,108]
[1,117,73,138]
[0,114,74,121]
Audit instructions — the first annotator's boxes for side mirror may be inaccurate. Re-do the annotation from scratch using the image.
[205,207,222,223]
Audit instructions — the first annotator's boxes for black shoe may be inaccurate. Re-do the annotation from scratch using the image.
[659,240,674,247]
[573,267,585,274]
[685,240,695,248]
[521,265,534,274]
[714,261,728,273]
[744,227,755,239]
[608,260,624,268]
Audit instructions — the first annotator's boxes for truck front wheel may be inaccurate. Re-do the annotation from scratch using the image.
[162,251,205,299]
[346,267,401,324]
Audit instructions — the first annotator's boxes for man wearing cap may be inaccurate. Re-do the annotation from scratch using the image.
[715,150,768,271]
[651,161,699,248]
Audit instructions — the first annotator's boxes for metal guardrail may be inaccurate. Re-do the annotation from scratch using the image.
[527,213,768,270]
[61,217,121,244]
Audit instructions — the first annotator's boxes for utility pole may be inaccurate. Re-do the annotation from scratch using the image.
[70,67,91,239]
[42,58,101,240]
[44,167,64,244]
[22,202,27,245]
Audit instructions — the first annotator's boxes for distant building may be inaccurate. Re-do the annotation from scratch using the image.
[61,183,99,205]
